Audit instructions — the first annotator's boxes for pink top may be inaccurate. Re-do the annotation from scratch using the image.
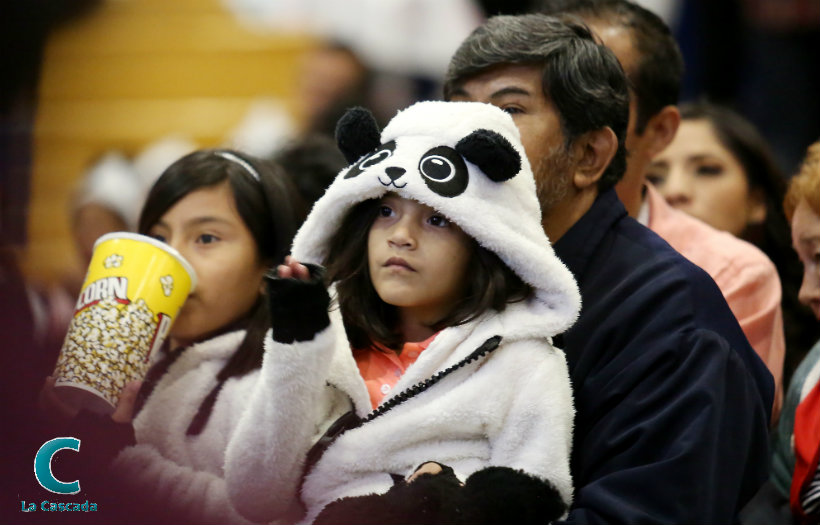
[646,184,785,419]
[354,333,438,409]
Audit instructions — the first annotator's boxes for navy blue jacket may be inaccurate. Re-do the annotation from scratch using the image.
[554,189,774,525]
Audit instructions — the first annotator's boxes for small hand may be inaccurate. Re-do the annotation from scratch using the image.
[406,462,444,483]
[276,255,311,281]
[111,380,143,423]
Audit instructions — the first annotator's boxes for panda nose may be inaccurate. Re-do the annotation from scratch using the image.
[385,167,405,181]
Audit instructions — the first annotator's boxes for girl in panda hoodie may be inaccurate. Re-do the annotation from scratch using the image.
[225,101,581,525]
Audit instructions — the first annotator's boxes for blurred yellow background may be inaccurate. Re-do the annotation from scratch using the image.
[25,0,315,286]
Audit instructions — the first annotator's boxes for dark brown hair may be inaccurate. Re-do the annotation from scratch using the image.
[544,0,684,135]
[444,14,629,193]
[137,148,305,434]
[324,198,532,350]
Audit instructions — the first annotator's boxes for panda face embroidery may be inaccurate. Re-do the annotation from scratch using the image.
[343,140,470,198]
[344,141,396,180]
[417,146,469,197]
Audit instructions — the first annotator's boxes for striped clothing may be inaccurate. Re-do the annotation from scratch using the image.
[802,465,820,514]
[791,355,820,522]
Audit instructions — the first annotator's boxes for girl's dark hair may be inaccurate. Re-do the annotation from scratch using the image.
[324,199,532,350]
[136,149,306,434]
[139,149,303,263]
[681,102,820,385]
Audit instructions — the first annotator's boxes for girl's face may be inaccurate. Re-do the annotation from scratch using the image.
[791,198,820,319]
[647,119,766,236]
[367,195,472,327]
[147,182,268,346]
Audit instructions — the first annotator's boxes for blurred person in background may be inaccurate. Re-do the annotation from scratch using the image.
[784,141,820,523]
[648,102,780,245]
[297,42,373,137]
[271,133,347,210]
[550,0,787,419]
[34,138,196,357]
[25,152,145,360]
[71,152,143,271]
[743,140,820,524]
[648,101,820,388]
[224,43,377,165]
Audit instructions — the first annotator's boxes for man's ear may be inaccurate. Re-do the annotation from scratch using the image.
[644,105,680,157]
[572,127,618,190]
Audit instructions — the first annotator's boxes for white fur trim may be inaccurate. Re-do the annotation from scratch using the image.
[226,305,575,524]
[120,330,260,523]
[225,324,354,523]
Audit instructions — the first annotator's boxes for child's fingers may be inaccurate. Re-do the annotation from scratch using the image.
[274,260,310,281]
[292,262,310,281]
[111,380,142,423]
[406,462,443,483]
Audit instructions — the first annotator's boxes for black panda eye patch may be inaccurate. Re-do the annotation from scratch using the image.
[362,148,393,168]
[418,146,468,197]
[344,141,397,179]
[420,155,456,182]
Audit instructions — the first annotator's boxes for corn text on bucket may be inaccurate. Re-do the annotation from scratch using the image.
[54,232,196,414]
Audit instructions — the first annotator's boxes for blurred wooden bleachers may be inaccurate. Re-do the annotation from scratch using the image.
[25,0,315,285]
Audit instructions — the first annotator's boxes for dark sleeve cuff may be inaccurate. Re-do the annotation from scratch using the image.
[460,466,567,524]
[265,263,331,344]
[313,464,462,525]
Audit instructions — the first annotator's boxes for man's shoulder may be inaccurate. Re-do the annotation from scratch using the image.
[563,194,774,440]
[559,190,743,343]
[587,212,720,296]
[569,213,747,356]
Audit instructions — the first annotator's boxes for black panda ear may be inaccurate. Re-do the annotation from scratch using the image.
[335,107,382,164]
[455,129,521,182]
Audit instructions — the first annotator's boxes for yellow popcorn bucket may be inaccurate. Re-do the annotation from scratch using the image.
[54,232,197,414]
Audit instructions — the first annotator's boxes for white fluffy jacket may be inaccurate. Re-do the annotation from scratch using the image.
[225,303,574,525]
[113,330,260,524]
[225,101,579,524]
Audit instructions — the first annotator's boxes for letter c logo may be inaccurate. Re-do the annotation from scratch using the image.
[34,437,81,495]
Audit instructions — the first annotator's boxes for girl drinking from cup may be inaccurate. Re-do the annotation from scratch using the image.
[40,148,304,524]
[225,102,580,524]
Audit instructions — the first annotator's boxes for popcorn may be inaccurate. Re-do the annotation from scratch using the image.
[54,297,158,407]
[160,275,174,297]
[54,232,196,413]
[103,253,123,269]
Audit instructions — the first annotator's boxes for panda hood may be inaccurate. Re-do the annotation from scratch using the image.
[292,101,580,335]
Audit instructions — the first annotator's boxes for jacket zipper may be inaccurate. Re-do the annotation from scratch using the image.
[301,335,502,482]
